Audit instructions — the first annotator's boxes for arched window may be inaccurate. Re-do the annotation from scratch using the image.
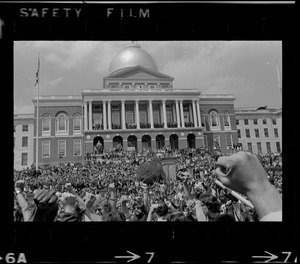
[209,110,220,129]
[55,113,69,134]
[73,113,81,133]
[42,114,51,134]
[223,111,231,128]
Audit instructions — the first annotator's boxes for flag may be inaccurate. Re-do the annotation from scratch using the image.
[34,54,40,87]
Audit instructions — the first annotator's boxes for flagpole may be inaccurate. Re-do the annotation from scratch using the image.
[35,53,40,172]
[275,60,282,95]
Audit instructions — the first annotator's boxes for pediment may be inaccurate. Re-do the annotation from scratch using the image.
[106,65,174,80]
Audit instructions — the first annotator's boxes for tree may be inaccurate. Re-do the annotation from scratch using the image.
[136,158,165,186]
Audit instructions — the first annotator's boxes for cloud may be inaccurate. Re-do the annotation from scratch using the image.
[44,41,99,70]
[14,104,34,115]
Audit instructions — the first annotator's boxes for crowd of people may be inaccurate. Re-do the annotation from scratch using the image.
[14,147,282,222]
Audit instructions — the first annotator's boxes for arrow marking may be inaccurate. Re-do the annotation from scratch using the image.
[115,251,140,263]
[253,251,278,263]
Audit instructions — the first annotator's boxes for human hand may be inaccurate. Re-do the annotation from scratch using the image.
[61,192,78,207]
[29,189,58,222]
[215,151,282,220]
[15,180,25,192]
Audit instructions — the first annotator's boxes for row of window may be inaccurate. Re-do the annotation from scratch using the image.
[201,111,232,129]
[236,118,277,126]
[42,113,81,134]
[14,124,29,133]
[246,142,281,154]
[238,128,280,138]
[42,139,82,158]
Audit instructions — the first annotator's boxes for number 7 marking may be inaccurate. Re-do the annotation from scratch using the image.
[145,252,155,263]
[282,252,292,262]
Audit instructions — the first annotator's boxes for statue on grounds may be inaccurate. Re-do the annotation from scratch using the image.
[94,140,103,154]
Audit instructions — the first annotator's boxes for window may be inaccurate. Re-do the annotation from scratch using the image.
[112,112,120,125]
[266,142,271,154]
[257,142,262,153]
[210,111,220,128]
[22,125,28,132]
[22,137,28,147]
[262,119,267,125]
[226,134,233,148]
[237,129,241,138]
[223,111,231,128]
[140,112,147,123]
[253,119,258,125]
[73,139,81,156]
[247,143,253,153]
[153,112,160,123]
[126,112,134,125]
[244,119,248,125]
[272,119,277,125]
[42,114,51,134]
[167,112,173,123]
[58,140,66,157]
[21,153,28,166]
[123,84,131,89]
[264,128,269,137]
[42,141,50,158]
[236,119,239,125]
[166,104,172,110]
[245,129,250,138]
[274,128,279,137]
[276,142,281,153]
[56,113,69,133]
[255,129,260,138]
[73,114,81,132]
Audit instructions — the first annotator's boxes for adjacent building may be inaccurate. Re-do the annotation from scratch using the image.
[14,114,34,169]
[235,106,282,154]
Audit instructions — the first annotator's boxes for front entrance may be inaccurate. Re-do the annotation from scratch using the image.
[169,134,178,150]
[142,135,151,150]
[93,136,104,154]
[187,133,196,149]
[156,134,165,149]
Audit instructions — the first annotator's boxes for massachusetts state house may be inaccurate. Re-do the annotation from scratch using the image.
[31,43,238,165]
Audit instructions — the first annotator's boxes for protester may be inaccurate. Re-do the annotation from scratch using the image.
[14,147,282,222]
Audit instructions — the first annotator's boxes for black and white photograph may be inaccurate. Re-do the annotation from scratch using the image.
[13,41,283,223]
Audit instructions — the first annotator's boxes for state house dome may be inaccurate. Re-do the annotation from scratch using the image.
[109,43,158,75]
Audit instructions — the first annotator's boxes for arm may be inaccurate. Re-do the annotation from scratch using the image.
[195,200,207,221]
[15,189,31,221]
[146,204,158,222]
[182,181,193,201]
[142,184,149,210]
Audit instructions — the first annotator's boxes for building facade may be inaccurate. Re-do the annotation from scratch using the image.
[15,43,240,167]
[14,114,34,169]
[235,106,282,154]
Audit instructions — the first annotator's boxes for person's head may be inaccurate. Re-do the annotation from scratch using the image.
[167,212,191,221]
[154,202,169,217]
[104,210,126,222]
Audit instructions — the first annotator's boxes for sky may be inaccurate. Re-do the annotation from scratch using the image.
[14,41,282,114]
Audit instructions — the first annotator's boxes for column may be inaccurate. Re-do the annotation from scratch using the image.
[121,100,126,129]
[149,99,154,129]
[175,100,180,128]
[107,100,112,130]
[189,103,193,124]
[89,100,92,131]
[196,99,201,127]
[180,100,185,128]
[162,99,167,128]
[192,99,197,127]
[135,100,140,129]
[84,101,88,130]
[103,100,107,130]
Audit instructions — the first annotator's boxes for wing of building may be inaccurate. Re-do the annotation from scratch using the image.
[15,43,243,168]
